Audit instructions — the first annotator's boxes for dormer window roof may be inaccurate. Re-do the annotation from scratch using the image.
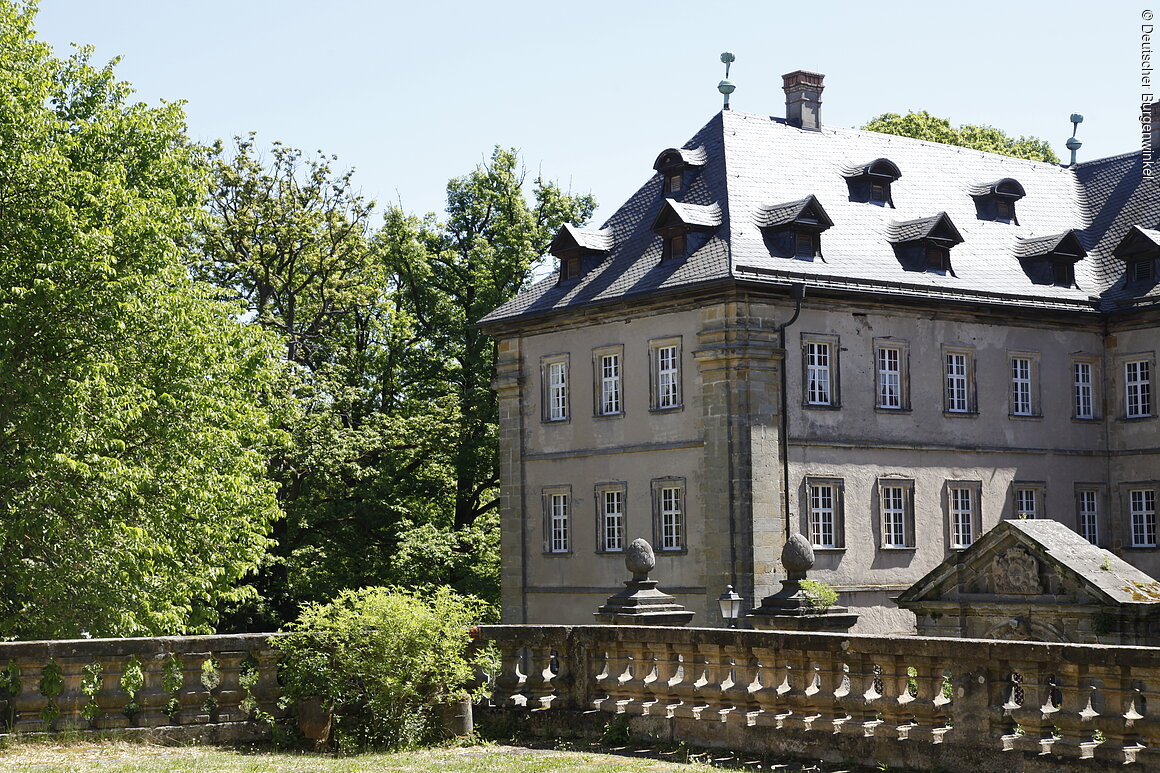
[653,146,708,196]
[970,178,1026,224]
[1112,225,1160,285]
[756,195,833,260]
[549,223,614,284]
[1013,230,1085,287]
[842,158,901,206]
[888,212,963,275]
[651,200,721,262]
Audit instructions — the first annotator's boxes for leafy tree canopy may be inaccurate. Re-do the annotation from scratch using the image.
[862,110,1060,164]
[0,1,286,638]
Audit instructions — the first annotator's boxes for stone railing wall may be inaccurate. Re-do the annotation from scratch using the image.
[479,624,1160,772]
[0,633,284,740]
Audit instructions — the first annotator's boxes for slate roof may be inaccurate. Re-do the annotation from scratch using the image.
[553,224,614,253]
[887,212,963,245]
[754,195,833,229]
[481,109,1160,327]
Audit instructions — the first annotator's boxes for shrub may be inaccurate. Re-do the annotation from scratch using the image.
[272,586,495,752]
[800,579,839,612]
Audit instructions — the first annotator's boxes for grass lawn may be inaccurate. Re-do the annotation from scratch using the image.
[0,739,882,773]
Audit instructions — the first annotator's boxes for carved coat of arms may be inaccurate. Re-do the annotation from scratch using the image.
[991,546,1042,595]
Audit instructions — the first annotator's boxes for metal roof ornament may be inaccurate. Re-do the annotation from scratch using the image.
[718,52,736,111]
[1066,113,1084,167]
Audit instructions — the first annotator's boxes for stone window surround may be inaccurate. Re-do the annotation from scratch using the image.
[1074,483,1106,546]
[648,336,684,413]
[1122,482,1160,550]
[802,476,846,550]
[1118,351,1155,421]
[801,332,841,410]
[540,353,570,423]
[873,337,911,412]
[1011,481,1046,521]
[594,480,627,554]
[591,344,625,418]
[651,476,687,554]
[941,344,978,417]
[1007,349,1042,419]
[875,477,916,549]
[1070,354,1101,421]
[542,485,572,555]
[945,480,983,550]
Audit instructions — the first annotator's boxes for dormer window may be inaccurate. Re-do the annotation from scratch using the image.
[1013,230,1086,288]
[971,178,1026,224]
[653,146,707,198]
[843,158,902,207]
[1112,225,1160,287]
[548,223,614,285]
[651,199,721,264]
[755,195,833,261]
[888,212,963,275]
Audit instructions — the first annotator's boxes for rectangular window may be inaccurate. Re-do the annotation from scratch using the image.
[1074,361,1094,419]
[877,346,902,409]
[656,345,680,408]
[1130,489,1157,547]
[949,484,979,549]
[542,356,569,422]
[1014,487,1039,519]
[795,231,817,257]
[593,348,623,416]
[878,479,915,549]
[1010,356,1033,416]
[1126,359,1152,418]
[804,477,845,549]
[652,478,686,552]
[600,487,624,552]
[944,350,972,413]
[801,334,840,408]
[543,489,570,553]
[1132,259,1155,283]
[1078,489,1099,544]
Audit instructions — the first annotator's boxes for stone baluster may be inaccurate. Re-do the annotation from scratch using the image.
[841,651,880,738]
[750,646,783,728]
[212,649,248,723]
[597,641,633,712]
[637,640,666,716]
[9,660,44,732]
[930,665,953,744]
[523,642,557,710]
[1129,676,1160,767]
[668,642,702,720]
[656,642,686,718]
[1006,663,1054,755]
[54,655,92,731]
[618,639,654,715]
[901,656,941,745]
[1046,662,1088,760]
[90,656,132,730]
[490,643,527,708]
[173,651,211,724]
[692,642,726,721]
[249,647,284,719]
[134,652,171,728]
[814,649,850,733]
[721,648,759,725]
[776,645,812,732]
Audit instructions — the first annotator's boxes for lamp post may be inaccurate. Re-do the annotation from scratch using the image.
[717,585,743,628]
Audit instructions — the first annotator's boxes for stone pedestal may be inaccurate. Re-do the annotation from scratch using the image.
[594,538,694,626]
[747,532,857,633]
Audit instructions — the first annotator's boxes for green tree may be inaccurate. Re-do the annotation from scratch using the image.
[0,2,286,638]
[862,110,1060,164]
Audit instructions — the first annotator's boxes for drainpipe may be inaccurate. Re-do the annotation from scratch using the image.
[778,284,807,542]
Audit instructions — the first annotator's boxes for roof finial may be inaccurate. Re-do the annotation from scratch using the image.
[718,52,736,111]
[1066,112,1084,167]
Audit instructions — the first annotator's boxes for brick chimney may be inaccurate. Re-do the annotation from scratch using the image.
[783,70,825,131]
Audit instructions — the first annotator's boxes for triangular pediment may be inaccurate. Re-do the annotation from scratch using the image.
[755,194,833,231]
[898,519,1160,608]
[1112,225,1160,260]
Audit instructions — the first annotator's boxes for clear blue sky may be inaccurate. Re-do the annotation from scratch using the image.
[35,1,1144,225]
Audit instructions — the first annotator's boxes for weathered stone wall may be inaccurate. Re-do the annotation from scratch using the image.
[479,623,1160,772]
[0,633,283,741]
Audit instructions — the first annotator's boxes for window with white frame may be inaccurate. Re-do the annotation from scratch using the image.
[943,347,974,414]
[1126,359,1152,418]
[802,334,839,407]
[1014,487,1039,519]
[805,478,844,549]
[649,338,682,411]
[949,484,979,548]
[1130,488,1157,547]
[1073,360,1095,419]
[543,357,569,421]
[544,488,570,553]
[878,479,915,548]
[1077,489,1099,544]
[875,347,901,409]
[596,484,625,552]
[652,479,685,552]
[1010,356,1034,416]
[593,347,623,416]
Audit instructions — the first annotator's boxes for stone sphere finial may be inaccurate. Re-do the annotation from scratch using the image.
[782,532,815,578]
[625,538,656,581]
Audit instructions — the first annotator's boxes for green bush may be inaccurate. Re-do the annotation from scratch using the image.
[799,579,839,612]
[272,586,495,752]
